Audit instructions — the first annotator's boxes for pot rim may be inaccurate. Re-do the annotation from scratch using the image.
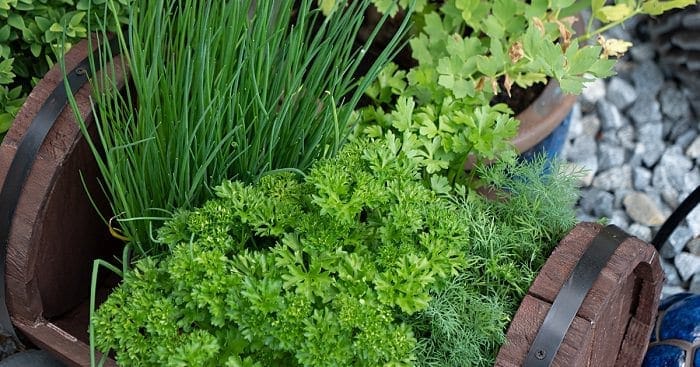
[512,79,577,154]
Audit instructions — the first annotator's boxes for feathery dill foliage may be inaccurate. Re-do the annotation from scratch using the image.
[72,0,407,255]
[92,139,579,366]
[410,158,580,367]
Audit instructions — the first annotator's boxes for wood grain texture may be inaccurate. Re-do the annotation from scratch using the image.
[0,37,125,366]
[495,222,664,366]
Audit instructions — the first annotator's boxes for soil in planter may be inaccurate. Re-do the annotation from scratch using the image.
[492,80,547,115]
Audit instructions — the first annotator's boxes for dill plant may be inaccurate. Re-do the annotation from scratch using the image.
[69,0,408,255]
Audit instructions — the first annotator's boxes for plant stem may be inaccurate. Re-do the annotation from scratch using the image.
[579,8,643,42]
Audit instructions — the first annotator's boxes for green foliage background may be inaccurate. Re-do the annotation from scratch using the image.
[0,0,130,137]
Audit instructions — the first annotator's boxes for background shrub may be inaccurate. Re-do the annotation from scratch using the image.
[0,0,130,137]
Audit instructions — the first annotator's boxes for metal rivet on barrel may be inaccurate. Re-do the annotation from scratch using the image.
[536,350,546,360]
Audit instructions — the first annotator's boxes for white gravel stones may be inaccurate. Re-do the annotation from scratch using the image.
[637,122,664,144]
[634,141,666,167]
[629,42,656,62]
[660,85,691,120]
[561,20,700,296]
[661,258,683,286]
[660,225,694,258]
[580,189,615,217]
[663,285,688,298]
[633,167,652,191]
[675,130,698,150]
[690,275,700,293]
[579,114,602,137]
[686,208,700,237]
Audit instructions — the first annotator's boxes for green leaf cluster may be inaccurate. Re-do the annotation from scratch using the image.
[353,0,693,182]
[0,85,22,135]
[0,0,130,137]
[359,97,519,183]
[93,139,580,366]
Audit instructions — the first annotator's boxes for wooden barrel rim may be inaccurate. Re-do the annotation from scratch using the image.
[0,37,124,366]
[495,222,664,367]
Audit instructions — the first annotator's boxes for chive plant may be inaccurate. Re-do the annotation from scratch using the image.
[70,0,409,255]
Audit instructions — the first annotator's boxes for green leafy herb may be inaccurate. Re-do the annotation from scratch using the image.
[352,0,694,183]
[93,139,579,366]
[65,0,409,254]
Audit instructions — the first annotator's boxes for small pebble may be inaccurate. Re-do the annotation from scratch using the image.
[578,114,601,138]
[633,167,651,191]
[592,165,633,191]
[579,189,615,218]
[686,208,700,237]
[636,122,664,144]
[629,95,663,125]
[675,130,698,151]
[631,60,665,97]
[607,77,637,110]
[597,100,624,130]
[581,79,607,108]
[661,258,683,286]
[660,225,693,258]
[629,42,656,62]
[686,135,700,158]
[597,142,626,171]
[628,223,652,242]
[634,141,665,167]
[690,275,700,293]
[660,84,691,120]
[674,252,700,282]
[623,191,667,226]
[616,125,636,150]
[687,237,700,256]
[662,285,688,298]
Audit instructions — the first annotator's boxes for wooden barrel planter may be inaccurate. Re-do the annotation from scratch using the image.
[0,38,125,366]
[0,40,664,367]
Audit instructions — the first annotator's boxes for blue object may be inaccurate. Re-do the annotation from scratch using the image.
[0,350,65,367]
[519,110,573,163]
[642,292,700,367]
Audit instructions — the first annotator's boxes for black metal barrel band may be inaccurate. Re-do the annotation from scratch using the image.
[523,225,630,367]
[0,37,121,342]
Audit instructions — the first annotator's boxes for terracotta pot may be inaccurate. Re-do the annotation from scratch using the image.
[513,79,577,156]
[0,38,662,367]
